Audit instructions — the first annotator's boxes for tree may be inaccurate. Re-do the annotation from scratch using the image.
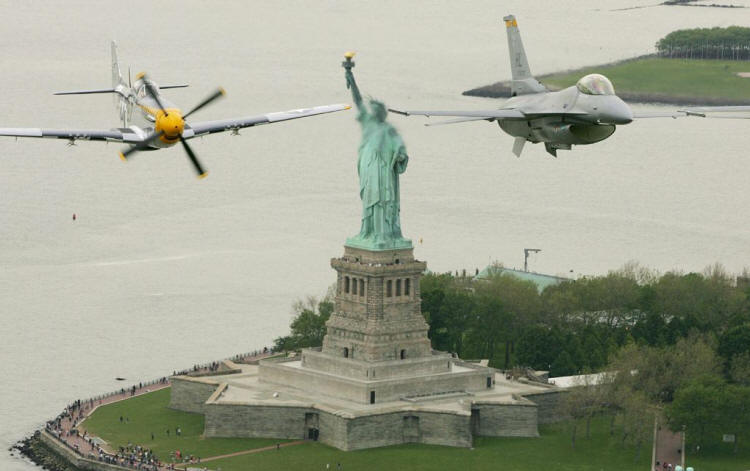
[516,325,563,371]
[730,351,750,386]
[719,324,750,368]
[667,376,725,449]
[551,350,577,377]
[273,296,332,351]
[722,384,750,454]
[619,392,654,463]
[470,274,541,368]
[607,335,721,405]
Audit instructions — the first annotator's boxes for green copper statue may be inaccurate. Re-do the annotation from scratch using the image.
[343,52,412,251]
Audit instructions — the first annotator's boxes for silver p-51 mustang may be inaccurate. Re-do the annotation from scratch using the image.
[390,15,723,157]
[0,41,350,177]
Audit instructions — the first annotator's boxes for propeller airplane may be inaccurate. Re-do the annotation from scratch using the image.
[0,41,350,178]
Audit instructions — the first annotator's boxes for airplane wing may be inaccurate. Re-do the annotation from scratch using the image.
[0,127,144,143]
[388,109,525,119]
[184,103,350,138]
[679,106,750,113]
[632,111,688,119]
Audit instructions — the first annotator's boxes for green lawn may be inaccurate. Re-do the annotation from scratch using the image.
[206,416,750,471]
[82,388,749,471]
[81,388,286,462]
[541,57,750,102]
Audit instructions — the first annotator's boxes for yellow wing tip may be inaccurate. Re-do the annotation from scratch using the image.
[344,105,352,110]
[198,172,209,180]
[344,51,356,59]
[219,87,226,96]
[119,152,127,162]
[135,71,146,80]
[505,18,518,28]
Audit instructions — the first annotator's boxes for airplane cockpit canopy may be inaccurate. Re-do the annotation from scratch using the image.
[576,74,615,96]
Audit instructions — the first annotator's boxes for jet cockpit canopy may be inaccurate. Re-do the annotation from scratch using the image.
[576,74,615,96]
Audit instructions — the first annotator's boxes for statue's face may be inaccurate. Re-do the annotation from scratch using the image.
[371,101,387,122]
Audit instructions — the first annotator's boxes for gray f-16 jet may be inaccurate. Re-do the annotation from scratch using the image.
[0,41,349,177]
[390,15,694,157]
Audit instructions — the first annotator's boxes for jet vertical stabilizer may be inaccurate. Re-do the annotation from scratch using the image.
[503,15,547,96]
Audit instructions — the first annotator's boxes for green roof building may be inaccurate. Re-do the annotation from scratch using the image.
[474,265,569,293]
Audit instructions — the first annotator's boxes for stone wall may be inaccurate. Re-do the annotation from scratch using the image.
[201,400,473,451]
[522,389,569,424]
[261,360,492,404]
[204,402,311,439]
[473,401,539,437]
[39,430,131,471]
[302,349,452,380]
[333,410,472,450]
[168,376,219,413]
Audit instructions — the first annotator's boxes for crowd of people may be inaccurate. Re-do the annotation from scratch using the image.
[41,348,274,471]
[44,379,170,470]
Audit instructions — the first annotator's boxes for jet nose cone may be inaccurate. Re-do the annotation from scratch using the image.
[603,99,633,125]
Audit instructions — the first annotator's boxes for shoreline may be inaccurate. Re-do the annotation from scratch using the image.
[463,54,750,106]
[12,349,273,471]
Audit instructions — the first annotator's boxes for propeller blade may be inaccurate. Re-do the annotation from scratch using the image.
[182,88,226,120]
[141,74,169,115]
[119,131,163,161]
[179,136,208,178]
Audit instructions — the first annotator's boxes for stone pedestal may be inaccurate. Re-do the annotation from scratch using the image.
[259,245,493,404]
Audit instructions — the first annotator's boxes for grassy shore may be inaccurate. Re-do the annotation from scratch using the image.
[465,56,750,105]
[80,388,287,462]
[80,386,749,471]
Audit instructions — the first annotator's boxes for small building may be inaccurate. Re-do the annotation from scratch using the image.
[474,265,569,293]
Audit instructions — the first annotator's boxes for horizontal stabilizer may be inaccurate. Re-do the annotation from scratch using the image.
[160,84,190,90]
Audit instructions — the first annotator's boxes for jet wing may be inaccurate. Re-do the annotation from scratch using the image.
[679,106,750,113]
[185,103,350,137]
[0,127,144,143]
[632,111,688,119]
[389,109,525,119]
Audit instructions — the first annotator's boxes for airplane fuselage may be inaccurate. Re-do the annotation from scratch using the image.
[497,85,633,148]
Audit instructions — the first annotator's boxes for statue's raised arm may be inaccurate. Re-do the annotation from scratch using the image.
[341,52,411,251]
[342,52,365,112]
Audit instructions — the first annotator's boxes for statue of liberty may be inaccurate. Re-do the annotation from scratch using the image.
[342,52,412,251]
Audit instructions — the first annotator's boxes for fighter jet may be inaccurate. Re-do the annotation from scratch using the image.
[0,41,349,177]
[390,15,690,157]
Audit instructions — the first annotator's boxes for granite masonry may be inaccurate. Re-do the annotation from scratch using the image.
[169,245,563,450]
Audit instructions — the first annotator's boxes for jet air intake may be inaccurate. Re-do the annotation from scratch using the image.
[531,121,615,145]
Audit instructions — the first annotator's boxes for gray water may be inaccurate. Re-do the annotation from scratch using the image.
[3,1,750,468]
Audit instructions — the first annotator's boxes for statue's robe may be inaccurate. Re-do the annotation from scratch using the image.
[356,108,408,243]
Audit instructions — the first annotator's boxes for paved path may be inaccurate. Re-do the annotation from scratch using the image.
[46,351,273,470]
[173,440,306,468]
[654,424,683,471]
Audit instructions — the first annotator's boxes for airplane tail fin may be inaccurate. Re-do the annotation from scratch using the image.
[503,15,547,96]
[111,41,127,89]
[111,41,132,126]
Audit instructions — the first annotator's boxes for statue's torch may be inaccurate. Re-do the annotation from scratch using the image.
[343,51,356,90]
[342,51,356,71]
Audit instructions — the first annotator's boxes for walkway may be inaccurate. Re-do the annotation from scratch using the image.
[45,351,273,470]
[173,441,306,468]
[654,423,684,471]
